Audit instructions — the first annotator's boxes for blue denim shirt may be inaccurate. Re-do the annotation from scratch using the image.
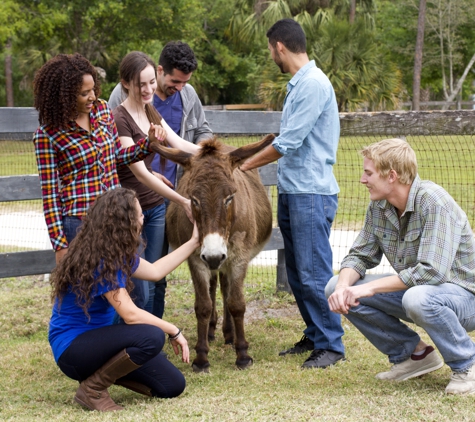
[272,60,340,195]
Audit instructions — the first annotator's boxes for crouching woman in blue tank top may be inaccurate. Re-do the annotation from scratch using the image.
[48,187,199,412]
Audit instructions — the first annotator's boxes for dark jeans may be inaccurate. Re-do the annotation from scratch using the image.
[57,324,185,398]
[63,216,83,244]
[278,193,344,354]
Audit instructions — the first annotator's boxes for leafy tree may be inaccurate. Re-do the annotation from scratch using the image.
[424,0,475,108]
[0,0,25,106]
[375,0,475,105]
[5,0,207,104]
[188,0,262,104]
[229,0,400,110]
[312,18,401,111]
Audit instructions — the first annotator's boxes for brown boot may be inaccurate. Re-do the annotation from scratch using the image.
[74,349,140,411]
[115,379,152,397]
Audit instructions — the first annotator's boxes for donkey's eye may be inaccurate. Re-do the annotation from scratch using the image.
[225,195,234,206]
[191,197,200,207]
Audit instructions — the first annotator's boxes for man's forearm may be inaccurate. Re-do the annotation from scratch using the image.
[335,267,361,289]
[240,144,282,171]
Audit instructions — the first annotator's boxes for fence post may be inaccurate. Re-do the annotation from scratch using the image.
[276,249,292,293]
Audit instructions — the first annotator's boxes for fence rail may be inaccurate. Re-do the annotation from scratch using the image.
[1,108,475,282]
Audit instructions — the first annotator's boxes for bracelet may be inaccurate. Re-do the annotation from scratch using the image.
[168,329,181,341]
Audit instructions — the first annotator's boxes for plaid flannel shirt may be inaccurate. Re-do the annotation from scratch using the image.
[34,99,151,251]
[341,175,475,294]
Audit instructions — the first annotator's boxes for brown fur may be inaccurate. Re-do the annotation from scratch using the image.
[151,134,275,371]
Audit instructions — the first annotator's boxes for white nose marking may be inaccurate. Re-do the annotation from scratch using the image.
[201,233,227,269]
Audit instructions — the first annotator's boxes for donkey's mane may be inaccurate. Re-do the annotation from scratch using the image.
[197,137,223,157]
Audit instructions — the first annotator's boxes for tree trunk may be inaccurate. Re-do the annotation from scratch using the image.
[349,0,356,24]
[442,51,475,110]
[5,38,14,107]
[412,0,427,111]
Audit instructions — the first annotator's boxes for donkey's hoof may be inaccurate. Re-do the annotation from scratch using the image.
[236,357,253,370]
[192,362,210,373]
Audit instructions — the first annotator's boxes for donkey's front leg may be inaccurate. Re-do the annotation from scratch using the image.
[189,258,213,373]
[227,264,252,370]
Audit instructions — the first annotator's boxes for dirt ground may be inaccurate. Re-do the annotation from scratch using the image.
[244,299,299,323]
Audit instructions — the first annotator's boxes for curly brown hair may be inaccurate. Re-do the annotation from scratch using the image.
[50,188,143,317]
[33,53,101,128]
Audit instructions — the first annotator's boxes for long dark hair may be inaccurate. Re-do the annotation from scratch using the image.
[119,51,167,172]
[50,188,143,316]
[119,51,162,127]
[33,53,101,128]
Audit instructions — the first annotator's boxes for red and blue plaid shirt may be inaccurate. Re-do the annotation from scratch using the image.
[34,99,151,251]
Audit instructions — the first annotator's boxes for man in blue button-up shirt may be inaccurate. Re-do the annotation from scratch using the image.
[241,18,344,369]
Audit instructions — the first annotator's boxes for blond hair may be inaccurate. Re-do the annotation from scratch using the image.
[360,138,417,185]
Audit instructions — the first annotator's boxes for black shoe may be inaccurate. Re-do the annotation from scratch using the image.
[301,349,345,369]
[279,335,314,356]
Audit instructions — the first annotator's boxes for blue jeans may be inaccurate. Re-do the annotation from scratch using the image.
[63,216,83,244]
[142,203,167,318]
[278,193,344,354]
[325,273,475,371]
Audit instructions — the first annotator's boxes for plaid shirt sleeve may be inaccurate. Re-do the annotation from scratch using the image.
[111,117,152,166]
[340,205,384,277]
[341,179,475,291]
[33,127,68,251]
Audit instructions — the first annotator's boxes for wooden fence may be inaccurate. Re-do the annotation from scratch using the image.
[1,108,475,286]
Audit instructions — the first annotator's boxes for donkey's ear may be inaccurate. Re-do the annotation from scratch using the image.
[228,134,276,168]
[150,143,193,169]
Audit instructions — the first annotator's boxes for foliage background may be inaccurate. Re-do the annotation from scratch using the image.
[0,0,474,110]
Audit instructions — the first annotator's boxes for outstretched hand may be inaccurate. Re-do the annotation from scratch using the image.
[191,221,200,245]
[170,332,190,363]
[152,171,174,189]
[182,198,194,224]
[148,123,167,144]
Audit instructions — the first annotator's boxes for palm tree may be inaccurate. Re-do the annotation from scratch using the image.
[227,0,400,111]
[312,18,402,111]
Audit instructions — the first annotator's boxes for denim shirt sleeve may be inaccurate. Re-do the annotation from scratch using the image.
[272,77,327,156]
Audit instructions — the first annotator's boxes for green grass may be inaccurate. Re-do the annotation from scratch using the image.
[2,274,475,421]
[0,140,37,176]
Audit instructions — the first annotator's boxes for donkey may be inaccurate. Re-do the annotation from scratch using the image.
[151,134,274,372]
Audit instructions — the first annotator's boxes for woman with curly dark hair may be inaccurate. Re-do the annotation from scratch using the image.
[33,53,166,265]
[49,187,199,411]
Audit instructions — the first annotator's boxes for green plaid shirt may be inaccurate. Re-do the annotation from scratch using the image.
[341,175,475,294]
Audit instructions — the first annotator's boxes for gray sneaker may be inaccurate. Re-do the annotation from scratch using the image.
[445,365,475,395]
[301,349,345,369]
[376,346,443,381]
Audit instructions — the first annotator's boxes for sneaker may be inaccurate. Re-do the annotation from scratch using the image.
[301,349,345,369]
[376,346,443,381]
[445,365,475,395]
[279,335,314,356]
